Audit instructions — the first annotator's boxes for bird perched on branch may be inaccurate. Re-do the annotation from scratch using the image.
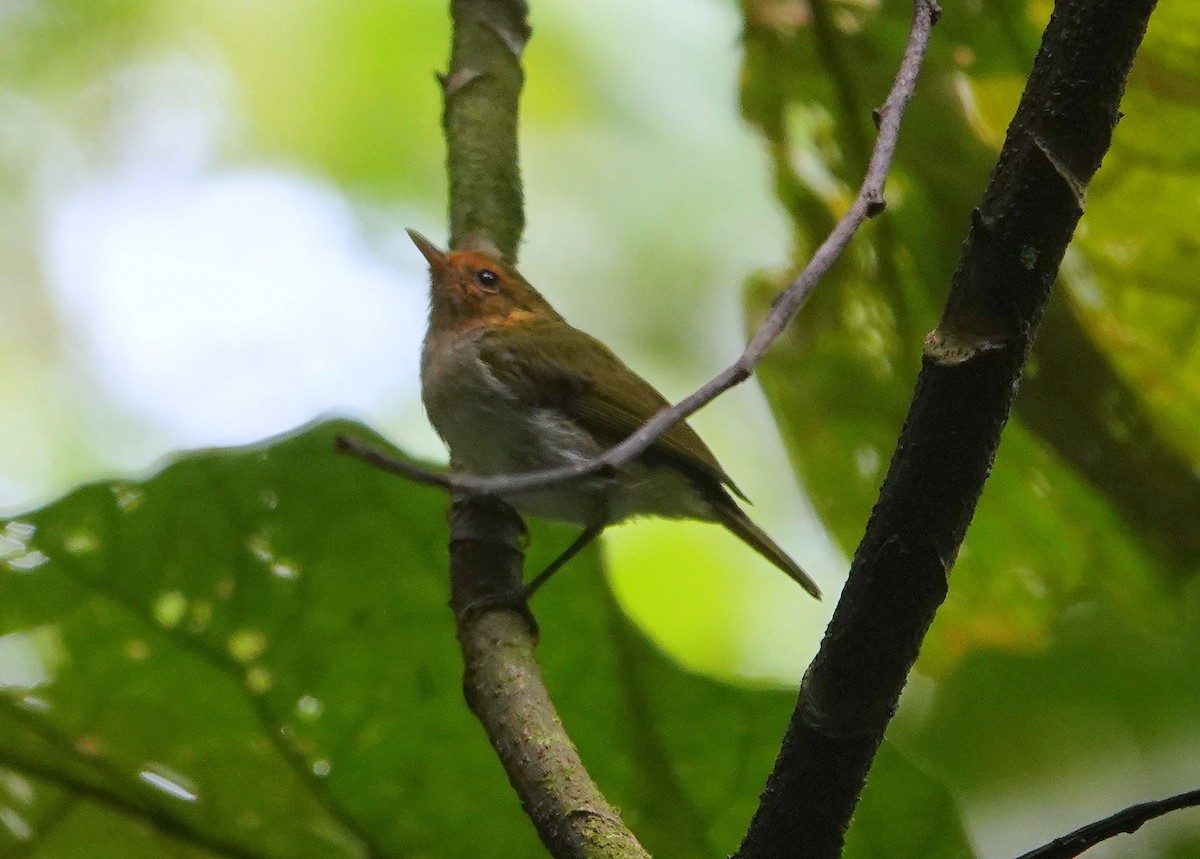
[410,229,820,599]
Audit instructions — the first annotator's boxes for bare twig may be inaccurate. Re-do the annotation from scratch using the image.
[1013,789,1200,859]
[335,434,458,491]
[338,0,939,499]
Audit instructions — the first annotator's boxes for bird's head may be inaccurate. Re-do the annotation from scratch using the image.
[407,229,560,332]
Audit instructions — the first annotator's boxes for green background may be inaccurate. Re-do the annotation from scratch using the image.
[2,0,1198,856]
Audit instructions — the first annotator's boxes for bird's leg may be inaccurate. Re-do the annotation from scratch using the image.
[523,520,606,598]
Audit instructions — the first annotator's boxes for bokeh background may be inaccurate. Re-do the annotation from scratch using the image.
[0,0,837,682]
[2,1,1200,857]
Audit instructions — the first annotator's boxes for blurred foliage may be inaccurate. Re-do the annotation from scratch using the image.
[2,0,1198,855]
[1,0,448,197]
[0,421,973,858]
[740,0,1200,668]
[740,0,1200,855]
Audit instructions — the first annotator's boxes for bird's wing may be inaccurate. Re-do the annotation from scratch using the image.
[476,321,746,498]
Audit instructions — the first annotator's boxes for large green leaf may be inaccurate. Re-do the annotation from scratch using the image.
[0,420,972,858]
[844,744,974,859]
[892,586,1200,857]
[740,0,1200,668]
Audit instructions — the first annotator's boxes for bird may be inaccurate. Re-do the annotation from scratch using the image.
[409,229,820,600]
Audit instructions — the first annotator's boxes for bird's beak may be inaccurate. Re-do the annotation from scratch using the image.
[406,229,451,279]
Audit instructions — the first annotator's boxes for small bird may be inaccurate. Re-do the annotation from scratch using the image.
[410,229,820,599]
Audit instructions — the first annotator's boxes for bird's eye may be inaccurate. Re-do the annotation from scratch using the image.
[475,269,500,290]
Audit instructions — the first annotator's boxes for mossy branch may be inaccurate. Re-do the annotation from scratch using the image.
[444,0,530,260]
[438,2,649,857]
[448,501,649,859]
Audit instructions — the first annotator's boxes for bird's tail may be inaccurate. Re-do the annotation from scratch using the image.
[713,502,821,599]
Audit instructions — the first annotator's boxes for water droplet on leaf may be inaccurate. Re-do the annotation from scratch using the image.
[295,695,324,721]
[138,764,198,802]
[227,629,267,663]
[245,665,273,694]
[153,592,188,628]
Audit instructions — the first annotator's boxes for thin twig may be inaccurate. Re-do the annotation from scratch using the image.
[337,0,939,498]
[334,435,458,491]
[1013,789,1200,859]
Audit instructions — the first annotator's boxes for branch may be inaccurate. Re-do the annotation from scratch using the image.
[337,0,938,501]
[437,2,648,856]
[449,500,649,859]
[1013,789,1200,859]
[334,434,459,492]
[443,0,529,259]
[735,1,1158,857]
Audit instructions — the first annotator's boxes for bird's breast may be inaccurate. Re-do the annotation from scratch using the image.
[422,330,597,469]
[420,330,712,526]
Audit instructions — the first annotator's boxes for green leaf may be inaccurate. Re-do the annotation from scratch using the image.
[901,592,1200,795]
[1,420,479,858]
[0,419,973,857]
[845,744,975,859]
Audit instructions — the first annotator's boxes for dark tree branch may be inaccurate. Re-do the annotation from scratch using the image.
[735,1,1158,857]
[1013,788,1200,859]
[337,0,938,503]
